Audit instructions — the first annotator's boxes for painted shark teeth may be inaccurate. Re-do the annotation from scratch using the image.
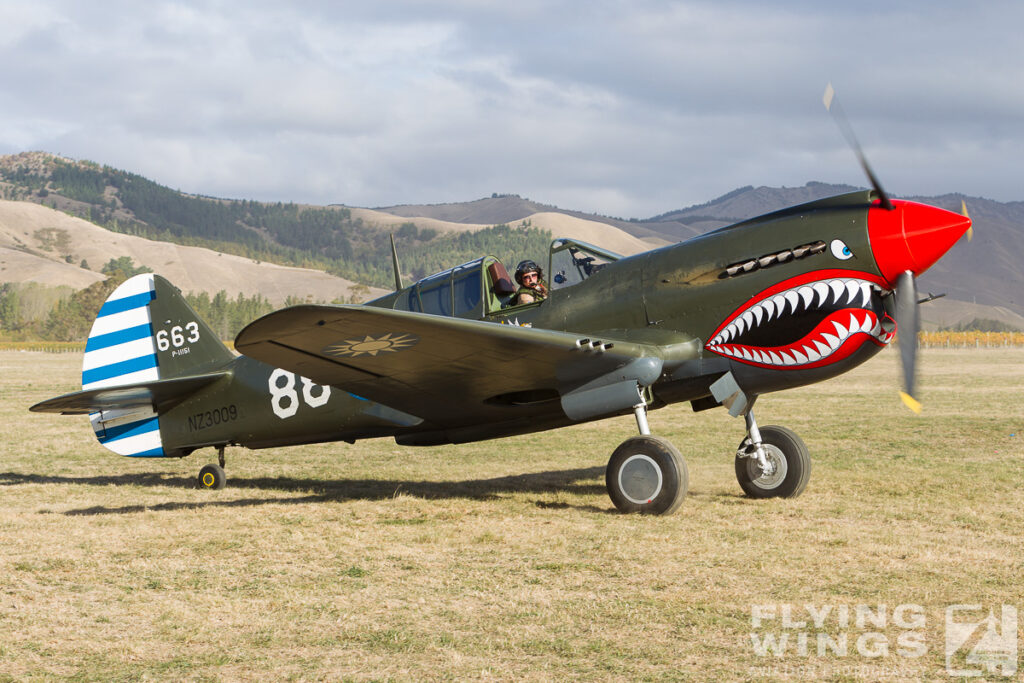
[710,310,883,366]
[705,277,890,369]
[707,278,885,349]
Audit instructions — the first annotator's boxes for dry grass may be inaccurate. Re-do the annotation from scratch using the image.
[2,348,1022,681]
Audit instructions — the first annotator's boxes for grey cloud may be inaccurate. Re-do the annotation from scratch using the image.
[0,1,1021,218]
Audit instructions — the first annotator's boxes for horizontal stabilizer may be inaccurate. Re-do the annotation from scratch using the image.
[29,371,230,415]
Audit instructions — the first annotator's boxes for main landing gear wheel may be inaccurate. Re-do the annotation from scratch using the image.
[606,436,688,515]
[735,425,810,499]
[198,463,226,490]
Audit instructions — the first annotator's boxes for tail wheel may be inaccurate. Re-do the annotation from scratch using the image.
[606,436,688,515]
[198,463,227,490]
[735,425,810,499]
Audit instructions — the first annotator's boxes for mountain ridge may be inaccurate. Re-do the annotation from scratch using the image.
[377,182,1023,323]
[1,152,1020,329]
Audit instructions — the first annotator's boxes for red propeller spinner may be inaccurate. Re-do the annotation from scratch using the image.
[867,199,972,286]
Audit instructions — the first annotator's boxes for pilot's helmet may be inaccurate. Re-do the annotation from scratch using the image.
[515,259,543,286]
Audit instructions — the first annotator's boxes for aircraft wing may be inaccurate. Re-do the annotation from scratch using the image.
[235,305,662,427]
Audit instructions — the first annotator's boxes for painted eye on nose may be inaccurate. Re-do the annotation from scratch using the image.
[830,239,853,260]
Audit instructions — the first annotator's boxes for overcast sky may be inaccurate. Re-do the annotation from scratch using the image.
[1,1,1021,218]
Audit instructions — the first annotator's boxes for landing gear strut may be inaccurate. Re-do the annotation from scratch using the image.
[197,445,227,490]
[605,392,688,515]
[734,410,810,498]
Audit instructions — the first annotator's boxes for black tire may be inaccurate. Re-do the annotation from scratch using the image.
[735,425,810,499]
[198,463,227,490]
[606,436,688,515]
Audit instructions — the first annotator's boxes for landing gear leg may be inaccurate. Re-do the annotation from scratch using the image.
[198,446,227,490]
[734,410,810,499]
[633,398,651,436]
[743,410,772,476]
[605,392,688,515]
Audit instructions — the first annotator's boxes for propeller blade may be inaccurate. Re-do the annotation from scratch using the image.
[895,270,921,413]
[961,199,973,242]
[823,83,894,211]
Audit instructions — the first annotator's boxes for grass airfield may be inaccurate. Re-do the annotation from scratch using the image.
[2,349,1022,681]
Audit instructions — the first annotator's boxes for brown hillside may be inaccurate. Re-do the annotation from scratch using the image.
[520,213,667,255]
[0,200,386,304]
[346,207,490,234]
[348,206,667,255]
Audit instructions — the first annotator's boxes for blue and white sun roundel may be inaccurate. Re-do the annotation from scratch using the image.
[83,274,164,457]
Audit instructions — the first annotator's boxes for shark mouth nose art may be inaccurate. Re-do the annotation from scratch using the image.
[705,270,894,369]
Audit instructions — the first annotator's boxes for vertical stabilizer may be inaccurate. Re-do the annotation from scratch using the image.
[81,273,234,457]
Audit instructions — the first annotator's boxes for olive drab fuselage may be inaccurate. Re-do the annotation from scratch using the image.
[160,191,889,455]
[32,190,972,462]
[173,192,893,453]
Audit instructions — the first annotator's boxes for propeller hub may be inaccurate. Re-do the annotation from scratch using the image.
[867,199,972,286]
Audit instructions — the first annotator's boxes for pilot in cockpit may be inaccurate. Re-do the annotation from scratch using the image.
[510,259,549,306]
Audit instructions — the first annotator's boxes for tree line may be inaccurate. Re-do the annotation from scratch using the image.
[0,258,361,342]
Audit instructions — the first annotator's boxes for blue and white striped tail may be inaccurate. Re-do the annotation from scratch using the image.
[83,274,164,457]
